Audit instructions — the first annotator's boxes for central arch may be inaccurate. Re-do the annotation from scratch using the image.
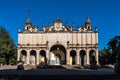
[50,44,66,65]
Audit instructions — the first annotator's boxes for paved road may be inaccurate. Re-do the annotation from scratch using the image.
[0,68,115,75]
[0,68,120,80]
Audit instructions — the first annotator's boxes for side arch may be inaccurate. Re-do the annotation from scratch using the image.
[70,50,76,65]
[40,50,46,63]
[80,50,86,66]
[20,50,27,64]
[30,50,36,65]
[89,50,96,65]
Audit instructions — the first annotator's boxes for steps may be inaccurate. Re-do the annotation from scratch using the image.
[24,65,36,70]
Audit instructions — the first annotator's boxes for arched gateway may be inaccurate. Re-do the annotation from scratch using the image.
[50,44,66,65]
[17,17,99,66]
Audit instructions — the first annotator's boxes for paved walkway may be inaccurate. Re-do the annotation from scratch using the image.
[0,68,119,80]
[0,65,119,80]
[0,64,115,70]
[0,68,115,75]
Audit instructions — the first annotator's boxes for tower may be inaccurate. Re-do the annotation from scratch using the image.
[24,10,38,32]
[85,16,92,31]
[24,16,33,31]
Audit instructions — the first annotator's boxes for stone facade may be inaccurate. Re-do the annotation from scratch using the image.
[17,16,98,66]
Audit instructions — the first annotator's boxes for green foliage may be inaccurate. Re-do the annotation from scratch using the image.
[107,36,120,64]
[0,26,17,65]
[99,48,112,65]
[0,58,5,65]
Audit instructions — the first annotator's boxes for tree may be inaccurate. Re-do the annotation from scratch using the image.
[99,48,112,65]
[99,48,107,65]
[107,36,120,64]
[0,26,17,65]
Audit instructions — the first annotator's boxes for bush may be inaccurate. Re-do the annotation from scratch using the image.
[114,63,120,74]
[9,58,17,65]
[0,58,5,65]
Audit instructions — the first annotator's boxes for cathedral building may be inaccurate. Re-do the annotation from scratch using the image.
[17,16,98,66]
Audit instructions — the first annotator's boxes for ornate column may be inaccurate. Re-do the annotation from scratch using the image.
[27,49,30,65]
[86,49,90,65]
[17,49,21,61]
[76,49,80,65]
[66,49,70,65]
[36,50,40,65]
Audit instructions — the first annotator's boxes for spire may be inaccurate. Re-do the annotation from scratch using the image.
[24,10,33,32]
[26,16,31,23]
[85,16,92,31]
[72,21,74,27]
[72,21,74,30]
[26,10,32,25]
[85,10,92,31]
[86,16,91,24]
[85,9,91,24]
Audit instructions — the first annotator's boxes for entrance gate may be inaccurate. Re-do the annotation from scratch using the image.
[50,44,66,65]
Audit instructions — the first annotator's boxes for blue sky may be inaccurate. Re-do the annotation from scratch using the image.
[0,0,120,50]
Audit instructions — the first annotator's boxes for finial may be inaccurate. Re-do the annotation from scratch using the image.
[42,22,44,27]
[18,27,21,32]
[26,10,31,24]
[85,9,91,24]
[81,22,84,27]
[28,9,30,18]
[86,9,89,17]
[95,27,98,31]
[65,21,68,26]
[72,21,74,27]
[48,21,51,26]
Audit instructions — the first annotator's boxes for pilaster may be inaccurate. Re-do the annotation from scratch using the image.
[26,49,30,65]
[76,49,80,65]
[86,49,90,65]
[17,49,21,61]
[46,49,49,64]
[96,49,99,65]
[36,50,40,65]
[66,49,70,65]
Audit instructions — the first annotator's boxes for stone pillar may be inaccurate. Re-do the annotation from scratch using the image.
[27,49,30,65]
[96,49,99,65]
[36,50,40,65]
[76,49,80,65]
[84,55,87,65]
[79,56,81,65]
[86,49,90,65]
[66,49,70,65]
[17,49,21,61]
[46,49,49,64]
